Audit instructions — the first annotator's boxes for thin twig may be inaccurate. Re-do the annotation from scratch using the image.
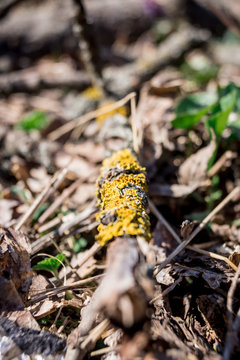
[66,319,110,360]
[150,276,182,304]
[37,178,82,224]
[222,263,240,360]
[130,94,139,154]
[28,274,104,305]
[57,316,70,334]
[15,167,68,231]
[48,92,136,141]
[207,150,236,178]
[37,217,61,233]
[31,201,96,254]
[149,199,237,271]
[151,186,240,275]
[90,346,117,357]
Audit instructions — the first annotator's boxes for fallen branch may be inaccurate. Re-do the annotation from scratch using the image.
[66,110,153,359]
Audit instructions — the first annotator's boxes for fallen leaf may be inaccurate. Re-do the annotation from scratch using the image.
[178,138,216,185]
[0,199,19,225]
[229,251,240,266]
[64,141,105,163]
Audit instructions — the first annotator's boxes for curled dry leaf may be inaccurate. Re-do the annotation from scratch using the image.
[0,199,19,225]
[229,251,240,266]
[55,151,98,181]
[178,137,216,185]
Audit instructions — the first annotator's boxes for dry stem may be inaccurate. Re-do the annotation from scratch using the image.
[15,167,69,231]
[48,92,136,141]
[151,186,240,276]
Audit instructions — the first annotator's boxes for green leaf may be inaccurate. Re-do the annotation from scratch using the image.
[173,92,217,129]
[73,237,87,253]
[33,254,66,275]
[17,111,49,132]
[206,88,236,136]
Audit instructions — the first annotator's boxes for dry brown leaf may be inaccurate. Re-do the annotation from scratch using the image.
[70,183,95,207]
[64,141,105,163]
[0,199,19,225]
[27,167,51,193]
[55,151,98,180]
[178,137,216,185]
[30,299,61,319]
[229,251,240,266]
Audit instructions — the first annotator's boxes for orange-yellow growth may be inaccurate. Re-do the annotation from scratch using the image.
[96,148,150,246]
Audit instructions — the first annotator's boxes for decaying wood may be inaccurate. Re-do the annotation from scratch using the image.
[66,237,153,360]
[73,0,104,91]
[66,108,153,359]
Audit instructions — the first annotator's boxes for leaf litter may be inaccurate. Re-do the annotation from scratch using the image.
[0,1,240,359]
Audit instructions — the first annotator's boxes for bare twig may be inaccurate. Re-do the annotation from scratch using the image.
[152,186,240,275]
[31,212,97,255]
[149,199,237,271]
[207,151,236,178]
[37,217,61,233]
[150,276,183,304]
[66,319,110,360]
[90,346,117,357]
[57,316,70,334]
[48,92,136,141]
[28,274,104,305]
[37,178,82,224]
[15,167,68,231]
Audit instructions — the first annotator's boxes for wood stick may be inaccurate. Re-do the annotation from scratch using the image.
[149,199,238,272]
[154,186,240,275]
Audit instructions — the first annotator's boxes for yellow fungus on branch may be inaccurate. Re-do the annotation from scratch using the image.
[96,148,150,246]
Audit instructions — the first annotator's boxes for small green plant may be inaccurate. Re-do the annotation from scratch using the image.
[173,82,240,167]
[172,83,238,137]
[180,55,218,85]
[33,253,66,280]
[73,236,87,253]
[17,110,49,132]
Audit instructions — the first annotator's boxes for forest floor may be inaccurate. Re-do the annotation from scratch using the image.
[0,1,240,359]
